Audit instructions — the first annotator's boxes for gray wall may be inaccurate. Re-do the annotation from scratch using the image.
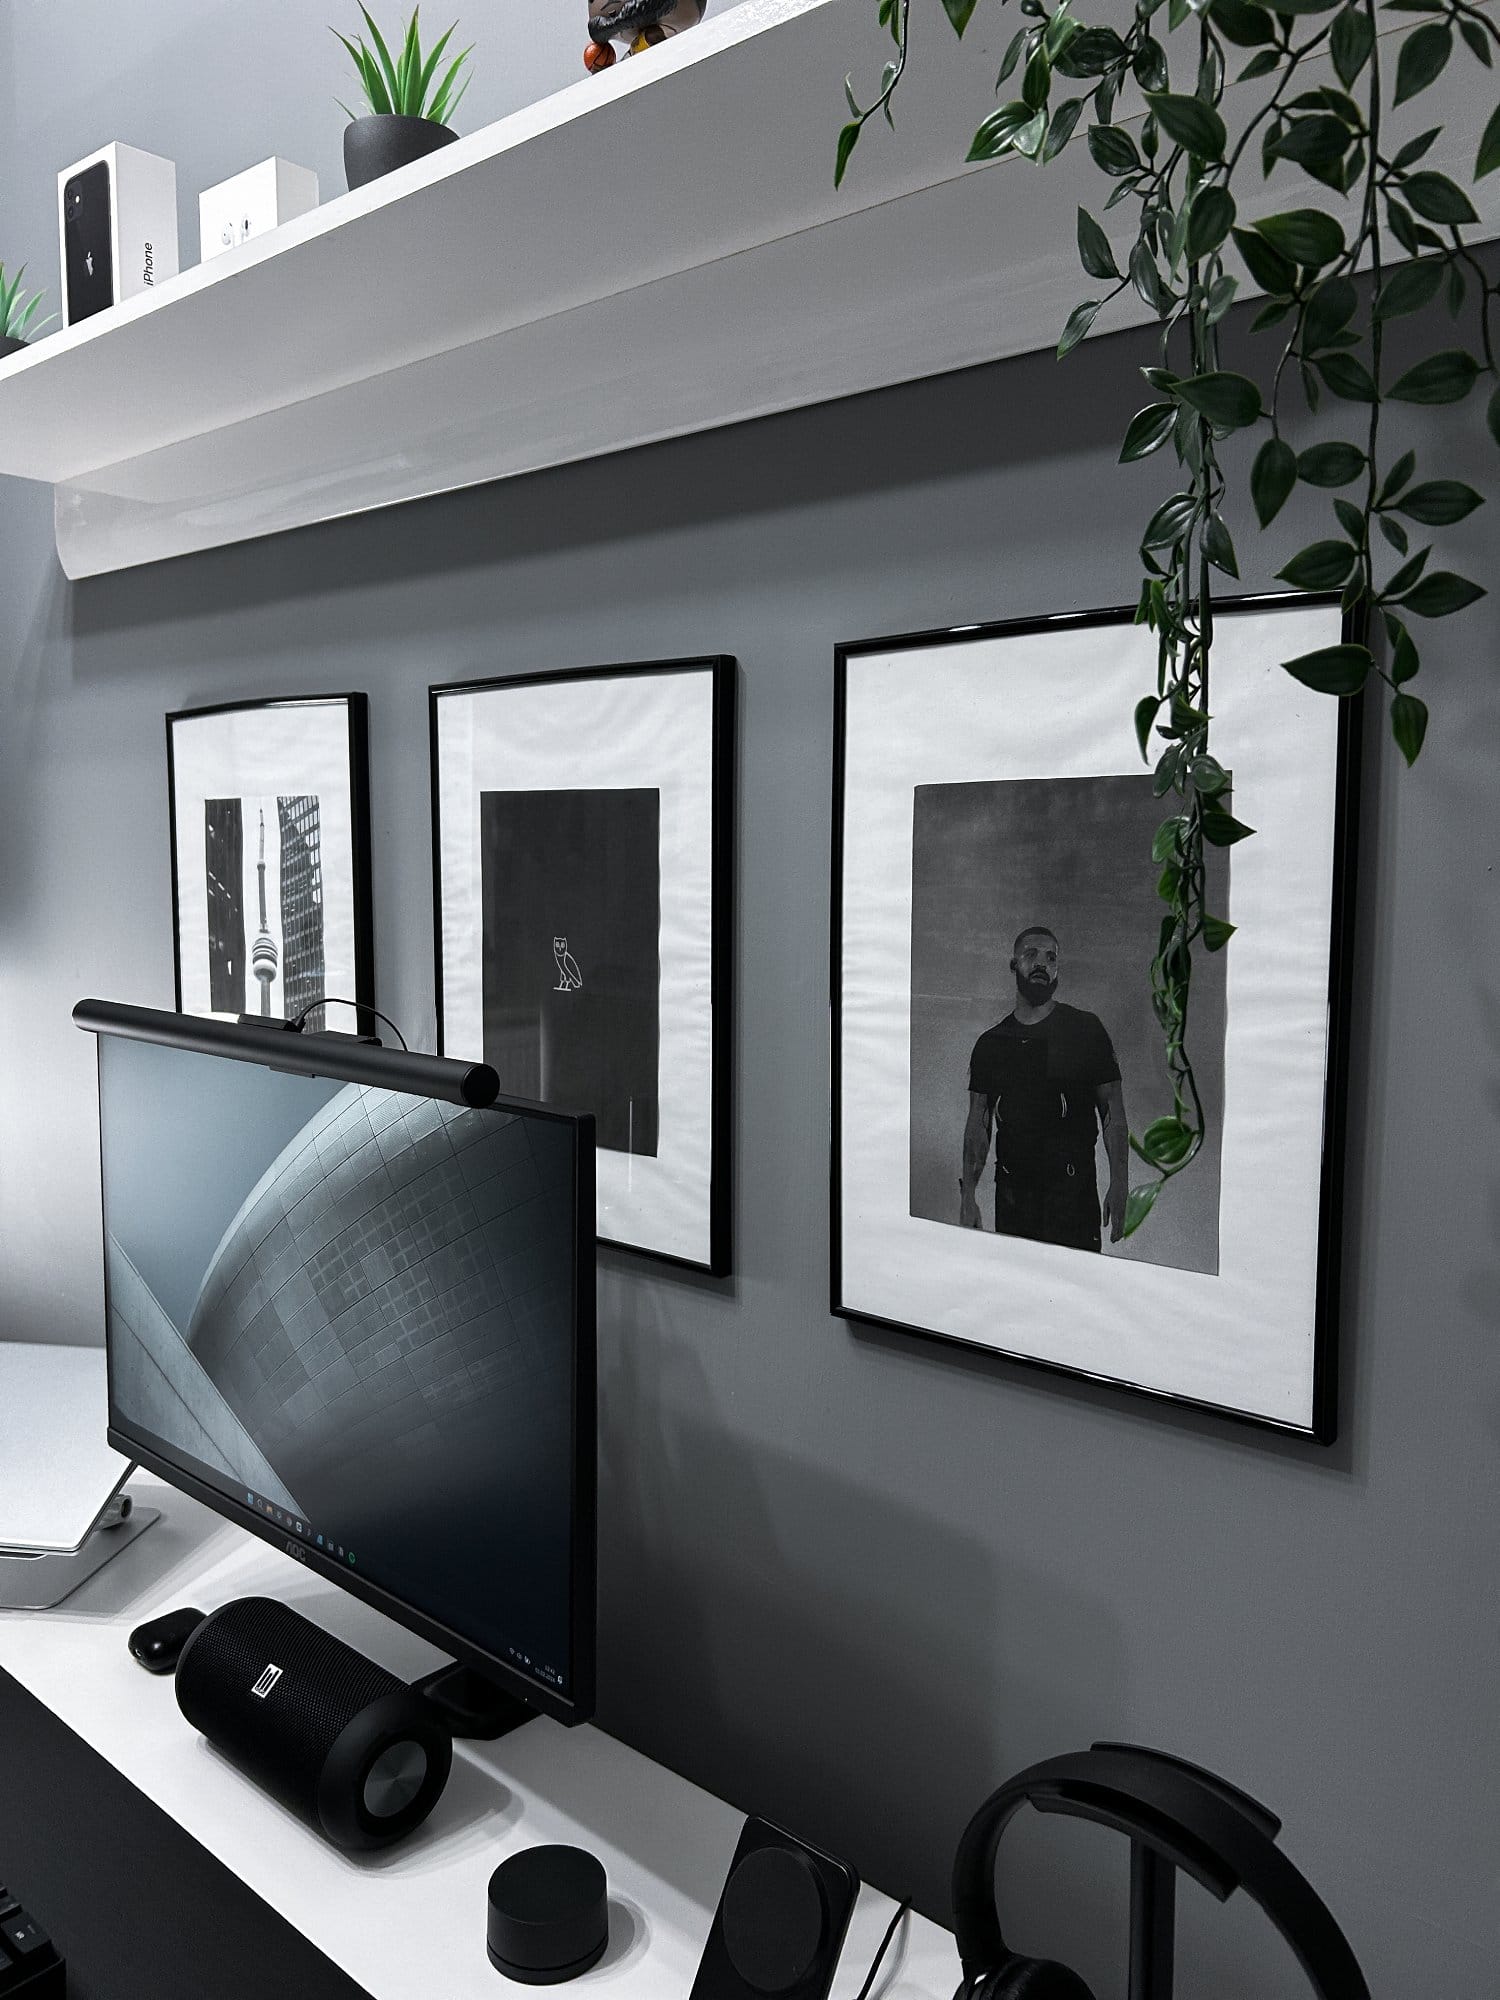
[3,7,1498,1995]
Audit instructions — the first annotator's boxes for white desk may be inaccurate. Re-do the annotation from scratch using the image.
[0,1472,963,2000]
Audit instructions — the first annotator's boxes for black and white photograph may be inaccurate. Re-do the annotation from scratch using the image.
[431,658,734,1273]
[909,773,1228,1278]
[833,598,1358,1437]
[167,696,373,1026]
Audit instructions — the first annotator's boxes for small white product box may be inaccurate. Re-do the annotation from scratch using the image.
[199,159,319,262]
[58,142,179,327]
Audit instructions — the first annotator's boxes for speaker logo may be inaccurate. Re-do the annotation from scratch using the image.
[252,1663,284,1699]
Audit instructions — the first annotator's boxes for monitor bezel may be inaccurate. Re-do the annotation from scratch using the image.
[83,1001,597,1728]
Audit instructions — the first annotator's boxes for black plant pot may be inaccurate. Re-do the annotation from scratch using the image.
[0,335,26,360]
[344,114,459,191]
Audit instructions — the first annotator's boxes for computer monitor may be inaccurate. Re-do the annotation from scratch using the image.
[75,998,596,1728]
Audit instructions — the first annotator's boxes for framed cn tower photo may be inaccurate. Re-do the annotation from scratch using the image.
[166,695,373,1028]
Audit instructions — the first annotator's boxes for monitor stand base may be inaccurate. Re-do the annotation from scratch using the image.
[413,1663,536,1741]
[0,1508,159,1610]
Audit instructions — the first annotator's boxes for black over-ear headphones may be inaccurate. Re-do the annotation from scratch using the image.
[950,1742,1369,2000]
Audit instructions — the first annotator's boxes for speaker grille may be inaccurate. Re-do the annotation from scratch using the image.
[176,1597,404,1827]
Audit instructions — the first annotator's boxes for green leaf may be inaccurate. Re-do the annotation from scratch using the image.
[1394,21,1452,103]
[1135,694,1165,760]
[1142,492,1198,547]
[1462,16,1494,63]
[1255,209,1346,268]
[358,4,402,103]
[1479,103,1500,179]
[1331,3,1375,83]
[1186,186,1236,262]
[414,20,457,110]
[1130,240,1173,314]
[1402,171,1479,223]
[1211,0,1278,41]
[1202,914,1237,951]
[1252,437,1298,525]
[1238,48,1281,79]
[968,100,1038,160]
[1270,114,1356,184]
[1151,816,1186,862]
[1145,92,1227,158]
[1043,98,1084,159]
[1398,480,1484,524]
[1205,512,1239,576]
[1278,540,1358,588]
[1302,275,1358,351]
[1231,227,1296,297]
[1281,641,1372,693]
[1012,107,1050,158]
[1057,298,1102,357]
[1317,352,1378,401]
[1379,513,1410,555]
[941,0,981,31]
[1201,806,1256,844]
[1388,350,1481,403]
[1399,571,1486,616]
[1391,128,1440,171]
[1384,546,1432,597]
[1374,259,1444,319]
[1334,497,1365,541]
[835,120,862,186]
[1205,275,1238,325]
[1054,25,1127,74]
[1120,404,1179,460]
[997,28,1028,83]
[1122,1181,1162,1236]
[1390,691,1428,763]
[1141,1116,1195,1165]
[1088,124,1141,175]
[1023,46,1053,108]
[1297,441,1365,486]
[1076,208,1120,280]
[1190,754,1230,797]
[1389,620,1420,683]
[1176,371,1262,428]
[1378,449,1416,502]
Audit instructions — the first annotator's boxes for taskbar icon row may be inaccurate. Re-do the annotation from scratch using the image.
[244,1489,356,1567]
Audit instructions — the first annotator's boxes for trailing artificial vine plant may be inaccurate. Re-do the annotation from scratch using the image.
[839,0,1498,1234]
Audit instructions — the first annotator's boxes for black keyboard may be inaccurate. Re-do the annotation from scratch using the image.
[0,1888,63,1997]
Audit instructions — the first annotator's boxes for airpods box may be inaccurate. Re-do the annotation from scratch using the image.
[199,158,319,262]
[58,142,179,327]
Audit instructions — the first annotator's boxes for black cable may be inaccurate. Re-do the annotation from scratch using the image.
[853,1900,911,2000]
[292,995,409,1051]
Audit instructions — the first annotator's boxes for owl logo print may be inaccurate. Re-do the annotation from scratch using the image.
[553,936,583,993]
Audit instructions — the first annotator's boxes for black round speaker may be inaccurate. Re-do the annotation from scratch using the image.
[174,1596,453,1851]
[486,1845,609,1985]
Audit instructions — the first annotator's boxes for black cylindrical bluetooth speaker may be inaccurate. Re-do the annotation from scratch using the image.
[174,1597,453,1851]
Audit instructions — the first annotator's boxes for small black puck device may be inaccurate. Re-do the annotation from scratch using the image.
[486,1845,609,1985]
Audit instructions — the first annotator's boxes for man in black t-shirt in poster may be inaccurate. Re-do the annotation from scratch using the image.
[958,926,1130,1254]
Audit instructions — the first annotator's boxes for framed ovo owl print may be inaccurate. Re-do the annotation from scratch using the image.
[431,658,735,1274]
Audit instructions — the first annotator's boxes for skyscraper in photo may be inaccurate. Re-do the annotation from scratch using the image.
[204,798,246,1014]
[277,794,325,1023]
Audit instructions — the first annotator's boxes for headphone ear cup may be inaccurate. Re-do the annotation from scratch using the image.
[976,1957,1099,2000]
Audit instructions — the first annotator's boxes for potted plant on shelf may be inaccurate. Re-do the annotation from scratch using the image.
[0,264,54,359]
[335,6,473,191]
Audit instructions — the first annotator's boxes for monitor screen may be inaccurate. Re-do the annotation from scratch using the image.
[89,1010,595,1721]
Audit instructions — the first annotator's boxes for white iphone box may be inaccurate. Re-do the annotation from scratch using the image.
[58,142,179,328]
[199,158,319,263]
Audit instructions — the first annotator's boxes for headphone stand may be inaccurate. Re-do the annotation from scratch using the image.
[1128,1842,1175,2000]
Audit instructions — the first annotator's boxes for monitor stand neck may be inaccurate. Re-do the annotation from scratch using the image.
[412,1663,536,1741]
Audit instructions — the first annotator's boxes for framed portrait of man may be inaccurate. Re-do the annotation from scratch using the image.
[431,657,735,1275]
[831,596,1360,1440]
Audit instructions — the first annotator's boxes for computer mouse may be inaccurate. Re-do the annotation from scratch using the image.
[128,1606,206,1675]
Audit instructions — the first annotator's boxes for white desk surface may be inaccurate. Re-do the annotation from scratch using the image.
[0,1472,962,2000]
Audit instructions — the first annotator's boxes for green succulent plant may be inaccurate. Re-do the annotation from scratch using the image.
[334,6,473,125]
[0,263,54,345]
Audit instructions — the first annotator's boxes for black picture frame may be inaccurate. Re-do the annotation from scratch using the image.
[430,657,735,1277]
[165,693,374,1029]
[831,594,1360,1442]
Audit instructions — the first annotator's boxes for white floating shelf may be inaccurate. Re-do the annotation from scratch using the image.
[1,0,1494,576]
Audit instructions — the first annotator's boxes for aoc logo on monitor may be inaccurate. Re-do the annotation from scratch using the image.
[251,1663,284,1699]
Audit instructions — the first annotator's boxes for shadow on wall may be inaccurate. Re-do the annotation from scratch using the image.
[592,1277,1131,1943]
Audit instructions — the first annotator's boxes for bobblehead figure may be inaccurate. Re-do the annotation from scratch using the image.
[585,0,707,70]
